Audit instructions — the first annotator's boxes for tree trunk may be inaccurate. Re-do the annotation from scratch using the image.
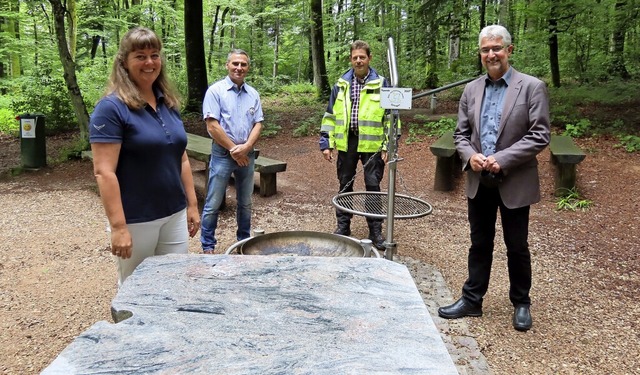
[310,0,329,99]
[272,3,280,79]
[67,0,77,60]
[1,0,22,79]
[184,0,208,113]
[425,20,438,88]
[207,6,220,72]
[477,0,486,74]
[254,0,265,75]
[607,0,631,79]
[49,0,89,143]
[218,7,230,65]
[548,17,561,88]
[448,0,462,69]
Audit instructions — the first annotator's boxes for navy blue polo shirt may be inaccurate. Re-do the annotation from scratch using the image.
[89,92,187,224]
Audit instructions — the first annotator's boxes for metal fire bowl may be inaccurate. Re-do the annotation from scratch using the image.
[230,231,374,257]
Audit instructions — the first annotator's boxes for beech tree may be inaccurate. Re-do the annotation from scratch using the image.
[184,0,208,113]
[310,0,329,98]
[49,0,89,142]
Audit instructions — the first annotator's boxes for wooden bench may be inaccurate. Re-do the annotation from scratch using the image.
[429,130,460,191]
[186,133,287,197]
[549,135,586,195]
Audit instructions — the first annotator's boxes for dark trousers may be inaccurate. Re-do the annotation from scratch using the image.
[462,184,532,307]
[335,131,384,228]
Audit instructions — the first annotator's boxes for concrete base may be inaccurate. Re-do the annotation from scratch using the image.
[43,254,457,374]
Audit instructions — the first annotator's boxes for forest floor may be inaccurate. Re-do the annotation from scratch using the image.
[0,99,639,374]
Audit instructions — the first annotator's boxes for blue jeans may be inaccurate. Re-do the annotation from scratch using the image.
[200,143,255,251]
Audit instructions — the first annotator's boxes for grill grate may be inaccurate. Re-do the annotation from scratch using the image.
[332,192,433,220]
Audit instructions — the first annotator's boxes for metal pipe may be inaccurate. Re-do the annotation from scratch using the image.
[385,36,400,260]
[387,37,399,87]
[411,76,477,100]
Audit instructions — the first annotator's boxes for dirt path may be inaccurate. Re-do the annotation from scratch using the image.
[1,129,639,374]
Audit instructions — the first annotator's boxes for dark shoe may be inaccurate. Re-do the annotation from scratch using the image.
[438,298,483,319]
[513,306,532,331]
[368,231,385,251]
[333,226,351,236]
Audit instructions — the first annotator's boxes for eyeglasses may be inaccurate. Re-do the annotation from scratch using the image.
[480,46,506,55]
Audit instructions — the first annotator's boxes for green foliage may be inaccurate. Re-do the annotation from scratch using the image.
[10,63,78,134]
[76,62,112,109]
[0,97,19,134]
[562,119,592,138]
[405,116,456,144]
[615,135,640,153]
[249,75,299,96]
[280,82,316,95]
[555,187,593,211]
[261,107,282,138]
[261,122,282,138]
[550,82,640,134]
[262,88,323,137]
[293,113,323,138]
[2,0,640,148]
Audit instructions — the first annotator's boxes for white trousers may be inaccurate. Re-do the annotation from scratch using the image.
[111,209,189,286]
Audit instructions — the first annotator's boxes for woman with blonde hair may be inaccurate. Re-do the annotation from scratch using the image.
[89,26,199,285]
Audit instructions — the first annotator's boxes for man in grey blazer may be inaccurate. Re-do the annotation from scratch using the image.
[437,25,550,331]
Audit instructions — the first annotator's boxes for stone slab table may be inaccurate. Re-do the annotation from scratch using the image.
[42,254,457,374]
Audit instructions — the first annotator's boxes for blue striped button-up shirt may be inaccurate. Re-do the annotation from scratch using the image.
[203,76,264,144]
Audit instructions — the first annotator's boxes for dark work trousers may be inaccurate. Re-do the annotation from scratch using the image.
[462,183,532,308]
[335,130,385,229]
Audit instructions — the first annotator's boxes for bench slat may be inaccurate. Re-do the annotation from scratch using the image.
[185,133,286,197]
[429,130,457,157]
[186,133,213,163]
[255,156,287,174]
[549,135,586,164]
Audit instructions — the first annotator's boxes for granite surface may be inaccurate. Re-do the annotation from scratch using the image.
[42,254,458,374]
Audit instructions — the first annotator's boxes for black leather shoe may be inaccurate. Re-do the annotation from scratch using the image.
[438,298,482,319]
[513,306,532,331]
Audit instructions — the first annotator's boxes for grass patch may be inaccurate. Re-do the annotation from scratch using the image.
[555,187,593,211]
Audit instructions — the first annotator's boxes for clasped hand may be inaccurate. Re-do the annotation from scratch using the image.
[230,144,250,166]
[471,153,501,174]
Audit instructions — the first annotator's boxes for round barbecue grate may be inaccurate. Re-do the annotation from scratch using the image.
[332,192,433,219]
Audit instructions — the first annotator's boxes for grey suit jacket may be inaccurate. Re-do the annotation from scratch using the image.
[454,68,551,209]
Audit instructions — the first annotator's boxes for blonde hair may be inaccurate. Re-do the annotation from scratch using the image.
[105,27,180,110]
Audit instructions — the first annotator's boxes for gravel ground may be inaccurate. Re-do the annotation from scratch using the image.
[0,130,639,374]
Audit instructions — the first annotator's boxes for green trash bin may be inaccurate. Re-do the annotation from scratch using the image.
[18,113,47,168]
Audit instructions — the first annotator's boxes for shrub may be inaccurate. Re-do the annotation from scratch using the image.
[11,63,77,134]
[562,119,592,138]
[615,135,640,153]
[293,113,323,137]
[405,116,456,144]
[0,96,19,134]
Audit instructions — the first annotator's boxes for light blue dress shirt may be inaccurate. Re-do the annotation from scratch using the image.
[202,76,264,144]
[480,68,512,156]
